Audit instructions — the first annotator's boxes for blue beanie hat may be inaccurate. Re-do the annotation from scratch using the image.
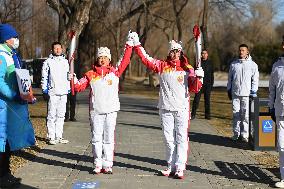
[0,24,18,43]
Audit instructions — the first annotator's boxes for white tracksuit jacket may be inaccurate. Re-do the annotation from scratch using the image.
[133,45,202,171]
[227,55,259,96]
[41,54,70,95]
[268,56,284,180]
[41,54,70,141]
[227,55,259,139]
[74,44,132,168]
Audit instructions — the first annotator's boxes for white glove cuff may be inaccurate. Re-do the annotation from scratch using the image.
[195,67,204,78]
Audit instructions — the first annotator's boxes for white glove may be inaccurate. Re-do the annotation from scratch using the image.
[126,31,134,46]
[131,32,141,46]
[126,31,140,46]
[73,73,79,84]
[67,72,73,81]
[195,67,204,78]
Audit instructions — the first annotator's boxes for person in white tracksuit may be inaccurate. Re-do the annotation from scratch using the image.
[41,42,71,145]
[73,33,134,174]
[129,32,204,179]
[227,44,259,142]
[269,36,284,189]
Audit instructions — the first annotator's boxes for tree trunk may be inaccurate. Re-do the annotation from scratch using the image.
[201,0,209,50]
[58,0,93,48]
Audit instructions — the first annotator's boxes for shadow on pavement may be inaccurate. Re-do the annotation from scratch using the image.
[114,161,160,174]
[189,132,251,150]
[188,161,275,186]
[17,183,39,189]
[118,122,162,130]
[120,109,159,115]
[14,149,93,172]
[115,152,166,166]
[15,147,275,186]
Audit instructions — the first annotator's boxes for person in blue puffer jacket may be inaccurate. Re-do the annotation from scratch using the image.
[0,24,35,188]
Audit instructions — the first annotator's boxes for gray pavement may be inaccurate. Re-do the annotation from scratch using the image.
[15,90,279,189]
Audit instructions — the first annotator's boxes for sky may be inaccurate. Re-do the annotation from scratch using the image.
[273,0,284,24]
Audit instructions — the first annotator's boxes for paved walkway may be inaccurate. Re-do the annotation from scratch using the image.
[15,91,279,189]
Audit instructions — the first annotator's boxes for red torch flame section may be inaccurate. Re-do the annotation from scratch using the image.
[193,25,200,40]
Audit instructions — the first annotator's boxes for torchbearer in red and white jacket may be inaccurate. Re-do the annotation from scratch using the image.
[129,32,204,179]
[73,33,135,175]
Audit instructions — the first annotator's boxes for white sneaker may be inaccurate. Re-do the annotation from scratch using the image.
[102,167,113,174]
[275,180,284,188]
[93,166,102,174]
[48,139,57,145]
[58,138,69,144]
[174,170,184,179]
[160,167,175,177]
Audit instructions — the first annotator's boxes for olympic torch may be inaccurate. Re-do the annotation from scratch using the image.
[193,25,202,91]
[68,31,77,95]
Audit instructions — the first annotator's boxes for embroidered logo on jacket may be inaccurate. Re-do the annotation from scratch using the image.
[107,79,112,85]
[177,75,184,83]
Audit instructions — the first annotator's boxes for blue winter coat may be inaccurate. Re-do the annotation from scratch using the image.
[0,44,35,152]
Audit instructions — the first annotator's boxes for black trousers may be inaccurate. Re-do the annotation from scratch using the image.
[65,93,77,120]
[0,142,11,177]
[191,85,212,118]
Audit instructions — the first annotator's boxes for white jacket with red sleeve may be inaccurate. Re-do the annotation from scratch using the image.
[74,45,132,114]
[134,45,202,112]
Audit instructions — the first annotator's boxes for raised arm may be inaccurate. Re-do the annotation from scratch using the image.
[115,44,133,77]
[129,32,162,73]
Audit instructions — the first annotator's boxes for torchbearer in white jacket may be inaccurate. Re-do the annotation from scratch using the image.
[73,32,135,175]
[269,36,284,189]
[227,44,259,143]
[129,32,204,179]
[41,42,71,145]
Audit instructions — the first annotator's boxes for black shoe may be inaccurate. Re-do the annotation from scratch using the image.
[64,118,69,122]
[205,117,211,120]
[69,118,77,122]
[0,174,21,188]
[191,115,195,120]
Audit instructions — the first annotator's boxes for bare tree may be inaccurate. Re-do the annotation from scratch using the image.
[172,0,189,41]
[46,0,93,47]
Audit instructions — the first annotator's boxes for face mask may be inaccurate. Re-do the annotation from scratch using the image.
[12,38,19,49]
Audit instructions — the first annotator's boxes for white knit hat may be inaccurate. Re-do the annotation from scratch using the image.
[168,40,182,53]
[97,47,111,61]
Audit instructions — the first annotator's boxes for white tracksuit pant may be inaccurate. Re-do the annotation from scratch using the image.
[47,95,67,140]
[90,111,117,168]
[160,109,189,171]
[277,116,284,180]
[232,96,249,139]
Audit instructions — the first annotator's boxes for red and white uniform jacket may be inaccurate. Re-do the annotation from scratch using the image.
[134,45,202,111]
[74,45,132,114]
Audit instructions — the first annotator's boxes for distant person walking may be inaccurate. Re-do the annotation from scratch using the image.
[227,44,259,143]
[191,49,214,120]
[269,35,284,189]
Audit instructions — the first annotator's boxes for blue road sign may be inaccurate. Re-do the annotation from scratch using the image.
[262,120,273,133]
[72,181,100,189]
